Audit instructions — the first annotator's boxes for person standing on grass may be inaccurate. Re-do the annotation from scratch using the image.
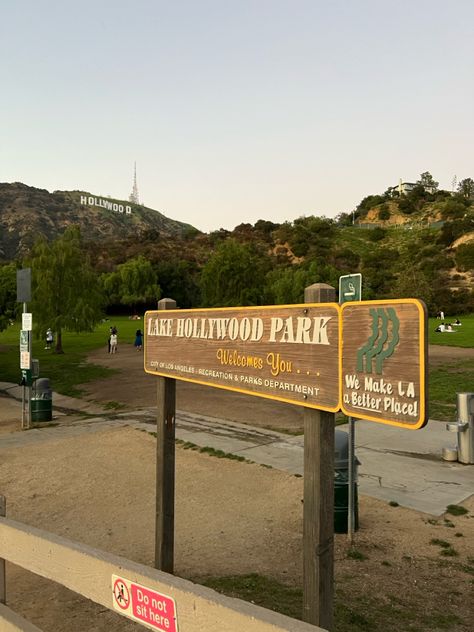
[134,329,143,350]
[45,328,53,350]
[110,332,118,354]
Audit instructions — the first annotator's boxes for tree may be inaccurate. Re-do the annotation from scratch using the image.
[416,171,438,193]
[200,239,270,307]
[0,262,17,331]
[356,194,386,216]
[264,266,313,304]
[156,259,199,308]
[392,267,435,311]
[457,178,474,199]
[28,227,103,353]
[101,256,160,311]
[264,259,339,305]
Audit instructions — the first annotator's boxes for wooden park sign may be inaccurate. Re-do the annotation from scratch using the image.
[340,299,428,429]
[145,298,428,428]
[145,304,341,412]
[146,292,428,630]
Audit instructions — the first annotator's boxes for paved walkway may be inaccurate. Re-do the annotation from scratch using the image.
[0,383,472,517]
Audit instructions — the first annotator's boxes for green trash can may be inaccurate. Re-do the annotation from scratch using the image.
[31,378,53,422]
[334,430,359,534]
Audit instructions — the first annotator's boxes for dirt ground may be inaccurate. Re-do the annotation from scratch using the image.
[81,344,306,433]
[1,343,473,631]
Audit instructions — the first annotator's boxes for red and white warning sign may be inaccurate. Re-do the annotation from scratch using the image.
[112,575,178,631]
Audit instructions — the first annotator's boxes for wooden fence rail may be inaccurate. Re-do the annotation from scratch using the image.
[0,604,42,632]
[0,515,325,632]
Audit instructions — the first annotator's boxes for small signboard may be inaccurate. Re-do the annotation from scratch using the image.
[340,299,427,429]
[16,268,31,303]
[112,575,178,632]
[339,273,362,304]
[22,313,32,331]
[20,351,31,370]
[20,330,29,352]
[144,304,340,412]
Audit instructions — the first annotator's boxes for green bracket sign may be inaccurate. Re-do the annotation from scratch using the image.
[339,273,362,304]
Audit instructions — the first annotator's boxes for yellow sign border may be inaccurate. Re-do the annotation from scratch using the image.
[339,298,427,429]
[144,303,341,413]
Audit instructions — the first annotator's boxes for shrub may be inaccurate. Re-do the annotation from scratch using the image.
[455,243,474,271]
[378,205,390,221]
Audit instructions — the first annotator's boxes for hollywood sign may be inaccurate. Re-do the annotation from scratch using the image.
[80,196,132,215]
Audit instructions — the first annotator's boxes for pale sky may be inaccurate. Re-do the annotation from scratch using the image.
[1,1,473,232]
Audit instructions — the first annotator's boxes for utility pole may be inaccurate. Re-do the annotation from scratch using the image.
[17,269,32,430]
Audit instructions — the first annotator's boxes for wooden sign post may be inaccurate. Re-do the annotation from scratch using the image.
[155,298,177,573]
[0,496,5,604]
[303,284,335,630]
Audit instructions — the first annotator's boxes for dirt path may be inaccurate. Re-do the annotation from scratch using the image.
[1,342,473,630]
[429,344,474,365]
[81,345,304,432]
[2,426,473,632]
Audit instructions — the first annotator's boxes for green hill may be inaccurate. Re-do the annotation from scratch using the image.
[0,177,473,316]
[0,182,196,259]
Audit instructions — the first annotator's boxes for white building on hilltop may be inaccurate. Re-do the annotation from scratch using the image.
[388,179,437,196]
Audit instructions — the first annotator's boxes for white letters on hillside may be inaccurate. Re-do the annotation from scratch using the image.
[80,195,132,215]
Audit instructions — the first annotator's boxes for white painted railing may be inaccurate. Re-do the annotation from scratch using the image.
[0,511,325,632]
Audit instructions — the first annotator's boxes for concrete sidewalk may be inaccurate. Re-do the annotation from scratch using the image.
[1,383,472,516]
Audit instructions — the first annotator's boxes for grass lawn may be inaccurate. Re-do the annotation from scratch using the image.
[0,315,143,397]
[428,314,473,348]
[199,573,465,632]
[429,359,474,421]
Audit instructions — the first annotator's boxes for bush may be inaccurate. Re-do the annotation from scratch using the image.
[368,227,387,242]
[398,198,416,214]
[441,200,467,220]
[357,195,386,214]
[455,242,474,271]
[378,204,390,221]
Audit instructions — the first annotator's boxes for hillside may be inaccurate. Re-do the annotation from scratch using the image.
[0,182,197,259]
[0,178,473,316]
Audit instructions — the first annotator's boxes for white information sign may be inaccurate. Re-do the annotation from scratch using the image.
[22,313,32,331]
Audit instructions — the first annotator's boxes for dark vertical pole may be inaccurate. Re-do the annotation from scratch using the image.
[347,416,355,544]
[303,283,335,630]
[0,495,5,604]
[154,298,177,573]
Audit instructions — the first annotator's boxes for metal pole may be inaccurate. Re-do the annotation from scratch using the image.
[347,416,355,544]
[26,303,32,429]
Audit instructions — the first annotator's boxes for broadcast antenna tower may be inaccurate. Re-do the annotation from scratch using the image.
[129,162,140,204]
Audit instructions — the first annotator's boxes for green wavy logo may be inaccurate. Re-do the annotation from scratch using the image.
[356,308,399,375]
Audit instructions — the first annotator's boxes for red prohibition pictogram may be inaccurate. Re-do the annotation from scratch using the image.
[113,578,130,610]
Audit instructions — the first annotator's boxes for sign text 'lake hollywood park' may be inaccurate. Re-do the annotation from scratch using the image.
[144,299,428,428]
[145,304,341,412]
